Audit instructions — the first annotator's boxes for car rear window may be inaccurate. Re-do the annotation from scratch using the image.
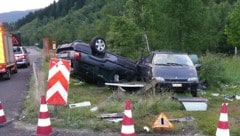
[13,47,23,54]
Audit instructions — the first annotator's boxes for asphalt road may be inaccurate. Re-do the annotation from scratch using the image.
[0,47,120,136]
[0,47,40,136]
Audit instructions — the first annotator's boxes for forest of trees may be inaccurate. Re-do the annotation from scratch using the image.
[5,0,240,59]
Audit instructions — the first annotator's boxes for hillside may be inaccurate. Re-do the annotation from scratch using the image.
[0,10,35,23]
[16,0,238,59]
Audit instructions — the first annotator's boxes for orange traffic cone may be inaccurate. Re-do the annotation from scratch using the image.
[36,96,53,135]
[120,99,136,136]
[0,101,7,125]
[216,103,230,136]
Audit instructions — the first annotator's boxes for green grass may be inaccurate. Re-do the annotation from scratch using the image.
[22,54,240,135]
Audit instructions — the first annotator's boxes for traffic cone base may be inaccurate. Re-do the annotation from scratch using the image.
[31,131,59,136]
[121,125,135,135]
[37,127,53,135]
[216,129,230,136]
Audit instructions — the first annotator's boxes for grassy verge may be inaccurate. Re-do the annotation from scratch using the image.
[22,54,240,136]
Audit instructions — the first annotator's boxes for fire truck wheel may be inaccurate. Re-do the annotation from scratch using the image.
[3,69,11,80]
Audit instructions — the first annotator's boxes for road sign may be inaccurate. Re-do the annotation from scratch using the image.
[43,38,50,59]
[52,41,56,50]
[12,33,21,46]
[46,58,71,105]
[52,41,57,57]
[152,112,173,129]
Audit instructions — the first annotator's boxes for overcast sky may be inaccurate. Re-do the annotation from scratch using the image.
[0,0,58,13]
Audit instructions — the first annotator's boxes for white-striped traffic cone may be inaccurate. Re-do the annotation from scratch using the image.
[0,101,7,125]
[216,103,230,136]
[36,96,53,135]
[120,99,136,136]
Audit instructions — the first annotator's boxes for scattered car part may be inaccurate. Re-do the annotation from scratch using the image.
[100,112,124,123]
[169,116,195,122]
[174,97,208,111]
[69,101,91,108]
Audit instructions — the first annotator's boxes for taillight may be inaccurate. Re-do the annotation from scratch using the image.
[15,55,26,60]
[18,55,27,59]
[74,52,81,60]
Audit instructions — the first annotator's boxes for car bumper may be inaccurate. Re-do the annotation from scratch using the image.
[16,59,29,65]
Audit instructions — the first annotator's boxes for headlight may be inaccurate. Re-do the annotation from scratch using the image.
[154,77,165,82]
[188,77,199,82]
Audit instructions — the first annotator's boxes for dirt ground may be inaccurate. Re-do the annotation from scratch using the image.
[11,120,206,136]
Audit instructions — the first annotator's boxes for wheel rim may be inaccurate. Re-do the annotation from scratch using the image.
[6,69,10,79]
[8,71,10,78]
[114,74,119,82]
[95,39,105,52]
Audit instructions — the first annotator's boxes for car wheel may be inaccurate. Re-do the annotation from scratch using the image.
[12,65,18,74]
[90,37,107,55]
[114,74,120,82]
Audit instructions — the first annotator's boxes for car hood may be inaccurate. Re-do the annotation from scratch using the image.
[152,65,198,79]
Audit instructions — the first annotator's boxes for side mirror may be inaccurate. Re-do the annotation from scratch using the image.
[195,64,201,71]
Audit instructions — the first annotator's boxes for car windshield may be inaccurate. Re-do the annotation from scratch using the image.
[13,47,23,54]
[153,53,194,66]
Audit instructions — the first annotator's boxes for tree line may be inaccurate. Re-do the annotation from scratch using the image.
[8,0,240,59]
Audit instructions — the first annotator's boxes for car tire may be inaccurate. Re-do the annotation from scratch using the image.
[12,65,18,74]
[191,90,198,97]
[3,69,11,80]
[90,37,107,55]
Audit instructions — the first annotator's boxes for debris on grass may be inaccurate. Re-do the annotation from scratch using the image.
[211,93,220,96]
[169,116,195,122]
[105,118,123,123]
[173,97,208,111]
[90,106,98,112]
[223,95,235,101]
[69,101,91,108]
[235,95,240,100]
[100,112,124,123]
[100,112,124,119]
[73,81,85,86]
[143,126,150,132]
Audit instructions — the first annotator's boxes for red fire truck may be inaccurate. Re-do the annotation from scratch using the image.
[0,25,17,79]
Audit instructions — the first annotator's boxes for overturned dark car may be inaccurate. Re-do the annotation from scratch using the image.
[56,37,138,85]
